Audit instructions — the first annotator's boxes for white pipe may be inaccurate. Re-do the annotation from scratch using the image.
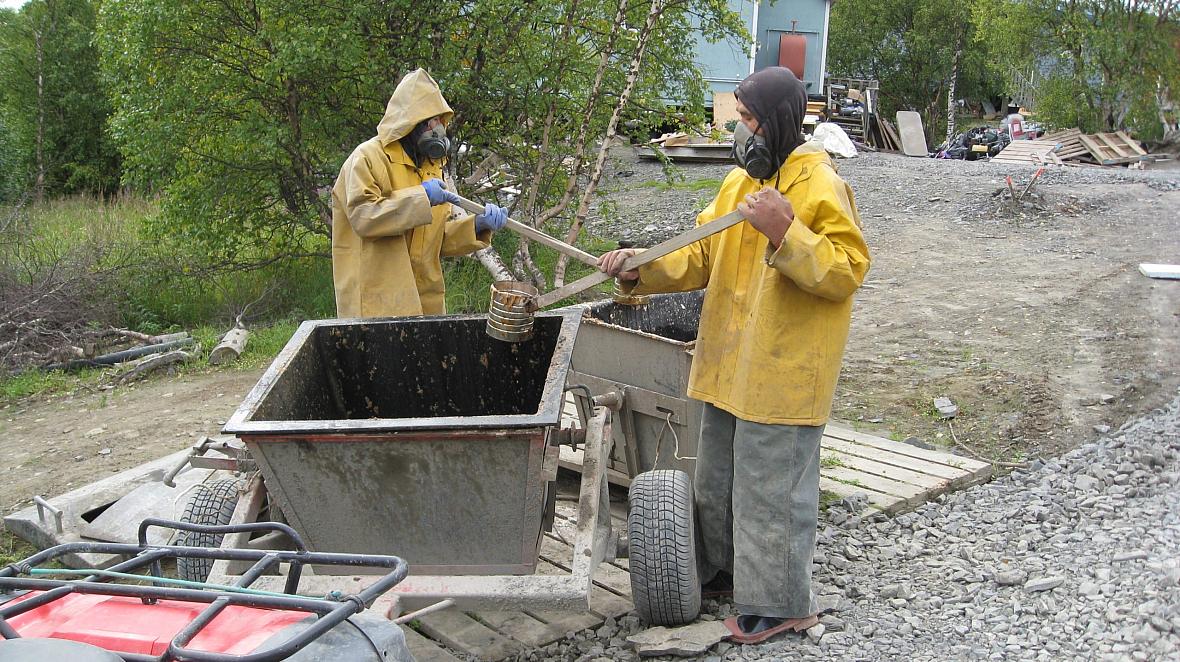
[819,0,831,88]
[749,0,759,74]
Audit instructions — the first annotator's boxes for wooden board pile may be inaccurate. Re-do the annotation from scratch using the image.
[998,128,1163,167]
[867,115,903,152]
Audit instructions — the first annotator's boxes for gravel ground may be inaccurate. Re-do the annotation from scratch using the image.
[516,389,1180,662]
[585,146,1180,248]
[505,148,1180,662]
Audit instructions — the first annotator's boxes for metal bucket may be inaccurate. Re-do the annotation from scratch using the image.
[611,279,650,307]
[222,312,581,575]
[487,280,539,342]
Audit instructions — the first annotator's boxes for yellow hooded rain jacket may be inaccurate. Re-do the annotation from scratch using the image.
[331,69,491,318]
[626,141,870,426]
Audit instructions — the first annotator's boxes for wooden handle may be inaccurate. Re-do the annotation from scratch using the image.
[454,195,599,268]
[531,209,746,309]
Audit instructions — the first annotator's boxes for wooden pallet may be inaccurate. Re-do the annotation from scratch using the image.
[558,414,992,514]
[401,501,633,662]
[819,424,992,513]
[1078,131,1148,165]
[992,139,1063,165]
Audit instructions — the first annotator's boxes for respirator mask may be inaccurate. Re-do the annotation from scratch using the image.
[732,121,775,180]
[415,122,451,162]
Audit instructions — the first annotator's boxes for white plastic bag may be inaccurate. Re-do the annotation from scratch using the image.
[811,122,858,158]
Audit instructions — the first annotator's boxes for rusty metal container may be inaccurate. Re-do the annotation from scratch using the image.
[562,291,704,482]
[222,311,581,576]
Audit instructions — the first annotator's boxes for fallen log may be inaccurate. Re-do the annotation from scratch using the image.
[42,337,195,372]
[208,327,249,366]
[115,347,199,384]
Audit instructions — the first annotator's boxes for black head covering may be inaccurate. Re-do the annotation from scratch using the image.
[734,67,808,173]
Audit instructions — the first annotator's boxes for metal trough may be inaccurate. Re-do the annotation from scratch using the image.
[562,291,705,483]
[222,312,581,577]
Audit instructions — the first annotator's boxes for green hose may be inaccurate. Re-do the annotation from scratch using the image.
[27,567,326,600]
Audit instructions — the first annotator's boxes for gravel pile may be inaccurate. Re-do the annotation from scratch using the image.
[514,389,1180,662]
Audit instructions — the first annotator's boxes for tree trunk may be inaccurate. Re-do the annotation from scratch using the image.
[33,27,45,204]
[552,0,669,287]
[945,31,964,146]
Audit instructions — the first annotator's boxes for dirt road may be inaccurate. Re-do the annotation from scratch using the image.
[1,149,1178,517]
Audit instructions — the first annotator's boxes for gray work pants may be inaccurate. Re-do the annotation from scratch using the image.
[694,402,823,618]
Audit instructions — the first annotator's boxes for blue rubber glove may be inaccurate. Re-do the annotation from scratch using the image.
[421,178,461,206]
[475,203,508,232]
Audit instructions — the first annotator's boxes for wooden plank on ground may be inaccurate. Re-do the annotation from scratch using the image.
[824,424,991,482]
[1139,263,1180,280]
[821,465,927,508]
[416,610,523,661]
[821,435,967,482]
[822,447,951,491]
[400,625,465,662]
[818,477,896,512]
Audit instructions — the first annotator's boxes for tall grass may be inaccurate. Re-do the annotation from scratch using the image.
[2,195,621,401]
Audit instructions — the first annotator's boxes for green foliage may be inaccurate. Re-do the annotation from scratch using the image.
[0,1,120,201]
[0,368,80,400]
[973,0,1180,136]
[96,0,745,276]
[829,0,1003,142]
[638,177,723,194]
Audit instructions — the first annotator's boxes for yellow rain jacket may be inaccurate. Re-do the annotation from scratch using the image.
[626,141,870,425]
[332,69,491,318]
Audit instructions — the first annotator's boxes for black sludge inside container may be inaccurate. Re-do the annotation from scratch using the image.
[252,316,562,421]
[584,290,703,342]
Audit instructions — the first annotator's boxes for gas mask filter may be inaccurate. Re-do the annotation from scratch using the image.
[416,123,450,162]
[732,121,775,180]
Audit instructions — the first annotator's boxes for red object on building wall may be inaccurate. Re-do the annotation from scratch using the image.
[777,33,806,80]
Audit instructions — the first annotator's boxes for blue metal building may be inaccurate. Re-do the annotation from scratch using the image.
[694,0,831,96]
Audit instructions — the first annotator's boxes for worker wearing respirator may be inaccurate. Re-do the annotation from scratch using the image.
[331,68,509,318]
[599,67,870,642]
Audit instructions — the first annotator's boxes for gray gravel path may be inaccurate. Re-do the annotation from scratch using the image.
[516,389,1180,662]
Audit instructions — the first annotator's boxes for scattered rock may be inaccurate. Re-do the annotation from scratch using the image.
[1024,576,1065,593]
[625,621,729,657]
[933,396,959,418]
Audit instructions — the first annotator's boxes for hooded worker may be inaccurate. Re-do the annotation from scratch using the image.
[331,68,508,318]
[599,67,870,642]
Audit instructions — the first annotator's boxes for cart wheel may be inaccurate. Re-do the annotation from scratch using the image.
[628,470,700,626]
[175,477,244,583]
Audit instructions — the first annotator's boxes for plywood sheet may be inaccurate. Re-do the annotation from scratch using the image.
[895,111,929,156]
[713,92,739,128]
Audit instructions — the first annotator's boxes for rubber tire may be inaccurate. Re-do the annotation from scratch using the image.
[628,469,700,626]
[174,478,244,583]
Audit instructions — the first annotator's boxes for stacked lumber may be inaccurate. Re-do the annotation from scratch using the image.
[868,114,902,152]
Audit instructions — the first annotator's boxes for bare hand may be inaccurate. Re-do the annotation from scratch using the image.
[737,187,794,249]
[597,248,640,281]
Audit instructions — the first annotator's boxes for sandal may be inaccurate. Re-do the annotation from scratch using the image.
[723,613,819,644]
